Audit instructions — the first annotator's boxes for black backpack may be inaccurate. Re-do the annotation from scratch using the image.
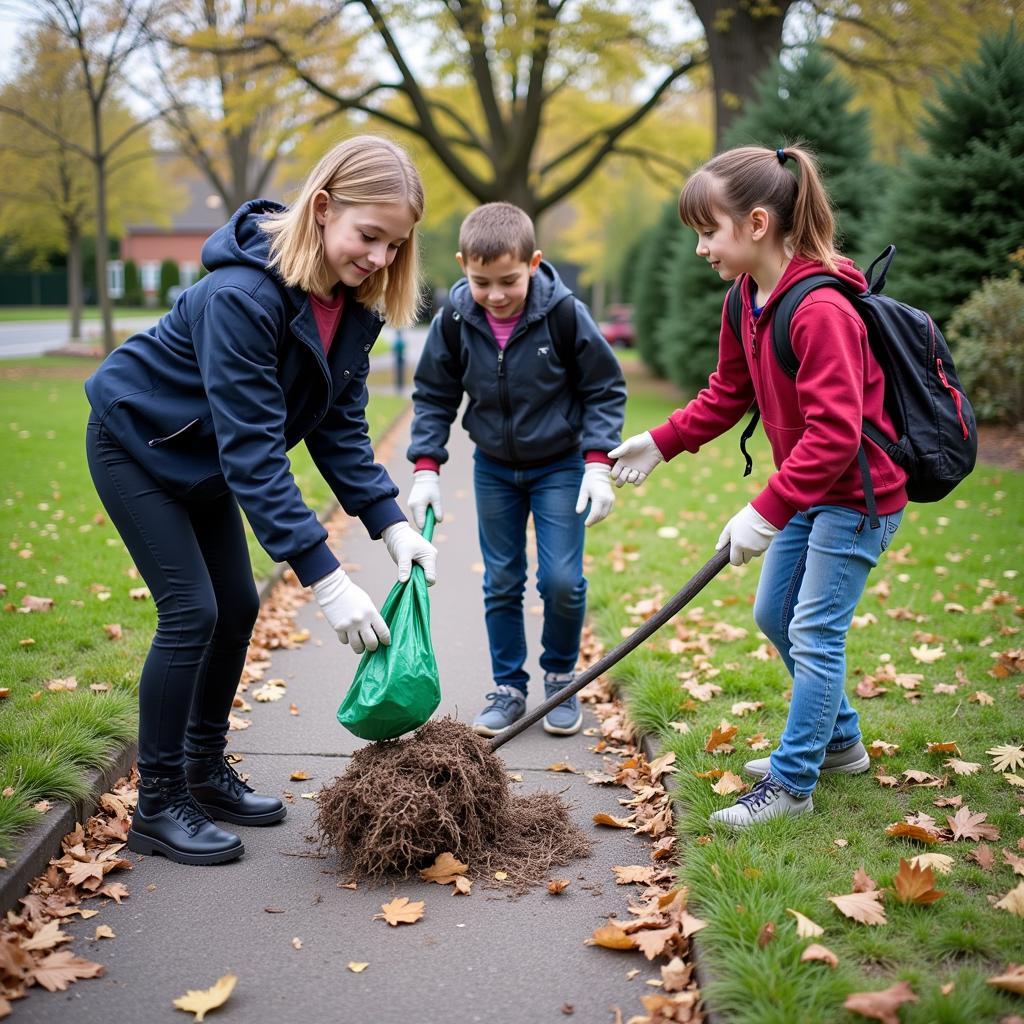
[440,294,578,389]
[727,245,977,527]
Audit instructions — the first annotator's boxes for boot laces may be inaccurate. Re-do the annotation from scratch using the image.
[209,756,254,797]
[150,780,210,831]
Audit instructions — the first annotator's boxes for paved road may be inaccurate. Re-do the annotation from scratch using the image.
[20,415,658,1024]
[0,316,428,363]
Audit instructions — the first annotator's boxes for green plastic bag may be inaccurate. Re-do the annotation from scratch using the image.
[337,509,440,740]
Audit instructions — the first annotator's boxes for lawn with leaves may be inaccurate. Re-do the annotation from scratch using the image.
[584,372,1024,1023]
[0,357,407,856]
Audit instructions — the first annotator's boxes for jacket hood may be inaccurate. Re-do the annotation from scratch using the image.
[448,259,571,324]
[749,254,867,318]
[200,199,284,274]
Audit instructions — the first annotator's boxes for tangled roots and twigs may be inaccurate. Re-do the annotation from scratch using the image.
[314,717,591,888]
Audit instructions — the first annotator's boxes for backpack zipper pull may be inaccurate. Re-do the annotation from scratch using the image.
[749,316,758,359]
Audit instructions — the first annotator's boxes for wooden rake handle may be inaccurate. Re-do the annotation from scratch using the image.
[488,547,732,752]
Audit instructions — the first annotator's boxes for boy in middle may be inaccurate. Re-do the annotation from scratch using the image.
[406,202,626,738]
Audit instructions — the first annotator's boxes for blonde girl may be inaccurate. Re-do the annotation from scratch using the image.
[85,135,437,865]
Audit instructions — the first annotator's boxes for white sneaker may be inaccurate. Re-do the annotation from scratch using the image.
[743,740,870,780]
[710,776,813,830]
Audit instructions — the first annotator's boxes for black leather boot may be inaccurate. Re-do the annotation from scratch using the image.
[186,754,287,826]
[128,776,244,865]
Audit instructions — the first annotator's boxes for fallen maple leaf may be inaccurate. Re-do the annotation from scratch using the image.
[612,865,655,886]
[844,980,918,1023]
[786,909,824,938]
[910,643,945,664]
[546,762,577,773]
[828,890,887,925]
[969,690,995,705]
[852,867,878,893]
[593,812,636,829]
[704,721,738,753]
[374,897,424,926]
[418,852,468,885]
[988,744,1024,773]
[547,878,571,894]
[995,882,1024,918]
[347,962,369,973]
[289,771,311,781]
[20,920,72,951]
[948,807,1001,842]
[633,926,679,960]
[660,956,691,992]
[968,845,995,871]
[926,741,960,755]
[711,771,748,796]
[891,859,945,905]
[452,876,472,895]
[945,758,981,776]
[93,925,115,940]
[867,739,899,758]
[31,950,105,992]
[800,943,838,968]
[172,973,237,1021]
[885,822,939,845]
[986,963,1024,996]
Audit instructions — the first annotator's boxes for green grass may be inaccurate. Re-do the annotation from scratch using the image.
[0,306,157,322]
[584,370,1024,1023]
[0,357,408,856]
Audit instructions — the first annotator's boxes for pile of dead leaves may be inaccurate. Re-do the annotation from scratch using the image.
[0,771,137,1017]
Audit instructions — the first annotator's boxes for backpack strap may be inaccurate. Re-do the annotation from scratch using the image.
[440,303,462,364]
[770,274,881,528]
[727,279,761,478]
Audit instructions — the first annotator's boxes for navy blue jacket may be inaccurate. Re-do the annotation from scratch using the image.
[85,199,403,586]
[408,261,626,468]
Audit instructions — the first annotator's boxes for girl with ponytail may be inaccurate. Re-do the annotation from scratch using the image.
[609,144,908,829]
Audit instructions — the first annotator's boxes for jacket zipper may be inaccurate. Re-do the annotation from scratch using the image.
[496,347,518,463]
[148,418,200,447]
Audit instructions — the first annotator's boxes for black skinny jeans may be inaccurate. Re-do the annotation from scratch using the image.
[86,418,260,780]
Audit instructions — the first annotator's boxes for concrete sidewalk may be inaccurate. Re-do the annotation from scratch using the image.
[20,418,659,1024]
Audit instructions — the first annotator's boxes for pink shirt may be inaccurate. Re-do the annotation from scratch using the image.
[310,290,345,355]
[484,309,522,349]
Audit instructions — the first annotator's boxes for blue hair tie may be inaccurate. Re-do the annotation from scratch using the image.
[776,148,788,165]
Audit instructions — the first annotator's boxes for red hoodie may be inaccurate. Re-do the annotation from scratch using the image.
[650,254,908,528]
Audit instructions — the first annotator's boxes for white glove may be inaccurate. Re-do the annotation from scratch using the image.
[407,470,443,531]
[312,568,389,654]
[608,432,664,487]
[382,521,438,584]
[716,504,780,566]
[575,463,615,527]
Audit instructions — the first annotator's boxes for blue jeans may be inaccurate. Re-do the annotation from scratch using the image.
[754,504,903,797]
[473,450,587,694]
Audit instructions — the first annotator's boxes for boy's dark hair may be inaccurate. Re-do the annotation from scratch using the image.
[459,202,536,264]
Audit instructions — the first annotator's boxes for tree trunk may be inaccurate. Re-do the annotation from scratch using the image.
[91,101,115,355]
[66,222,83,343]
[690,0,793,148]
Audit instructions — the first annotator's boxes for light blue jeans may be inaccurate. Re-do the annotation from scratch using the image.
[754,504,903,797]
[473,450,587,694]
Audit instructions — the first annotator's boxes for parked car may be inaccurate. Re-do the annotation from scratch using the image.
[598,303,634,348]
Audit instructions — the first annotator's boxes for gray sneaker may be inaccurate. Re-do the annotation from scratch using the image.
[710,776,813,830]
[472,685,527,737]
[743,740,870,780]
[542,672,582,736]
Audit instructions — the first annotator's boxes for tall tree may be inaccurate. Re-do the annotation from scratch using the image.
[154,0,344,212]
[881,26,1024,328]
[0,24,168,339]
[249,0,707,218]
[1,0,165,354]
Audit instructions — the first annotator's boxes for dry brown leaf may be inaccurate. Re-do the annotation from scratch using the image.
[907,853,953,876]
[704,721,738,753]
[948,807,1001,842]
[593,812,636,829]
[647,751,678,781]
[546,762,577,773]
[373,897,425,926]
[347,962,369,973]
[852,867,878,893]
[172,973,237,1021]
[844,980,918,1023]
[995,882,1024,918]
[452,876,473,895]
[1002,849,1024,876]
[632,927,679,960]
[31,950,105,992]
[756,922,776,947]
[945,758,981,776]
[418,852,469,885]
[828,890,887,925]
[93,925,115,940]
[910,643,945,664]
[986,964,1024,996]
[547,878,570,894]
[786,909,824,938]
[988,745,1024,772]
[885,822,939,845]
[968,844,996,871]
[589,925,635,950]
[289,770,311,781]
[891,859,945,905]
[926,741,961,755]
[660,956,691,992]
[800,943,838,968]
[613,865,655,886]
[20,920,72,952]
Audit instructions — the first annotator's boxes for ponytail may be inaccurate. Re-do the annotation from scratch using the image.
[678,143,839,271]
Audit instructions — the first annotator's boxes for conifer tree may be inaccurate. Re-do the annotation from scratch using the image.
[724,45,884,262]
[881,27,1024,327]
[630,200,683,378]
